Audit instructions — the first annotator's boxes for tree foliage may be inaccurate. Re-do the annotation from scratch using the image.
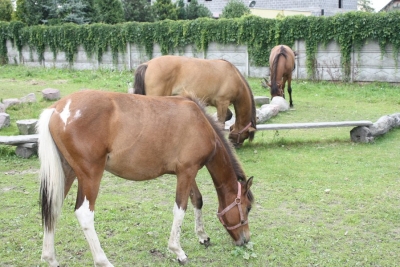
[122,0,155,22]
[15,0,96,25]
[358,0,374,13]
[94,0,124,24]
[177,0,211,20]
[0,0,12,22]
[153,0,178,21]
[57,0,93,24]
[15,0,56,25]
[220,0,250,19]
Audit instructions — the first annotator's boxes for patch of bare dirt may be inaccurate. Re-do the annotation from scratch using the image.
[3,169,39,175]
[54,80,68,84]
[149,248,166,260]
[28,80,46,86]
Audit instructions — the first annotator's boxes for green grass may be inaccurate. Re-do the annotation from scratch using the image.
[1,65,400,266]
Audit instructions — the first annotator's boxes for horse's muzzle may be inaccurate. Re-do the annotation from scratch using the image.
[234,233,250,246]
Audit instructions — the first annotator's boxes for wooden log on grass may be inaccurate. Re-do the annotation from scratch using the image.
[0,134,39,145]
[256,121,373,130]
[350,113,400,143]
[0,135,39,158]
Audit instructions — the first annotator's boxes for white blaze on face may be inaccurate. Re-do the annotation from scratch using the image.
[60,99,71,127]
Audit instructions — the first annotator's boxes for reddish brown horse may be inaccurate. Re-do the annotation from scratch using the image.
[38,90,254,266]
[133,55,257,147]
[267,45,296,107]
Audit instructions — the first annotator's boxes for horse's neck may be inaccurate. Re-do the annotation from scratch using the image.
[205,141,238,205]
[234,85,253,126]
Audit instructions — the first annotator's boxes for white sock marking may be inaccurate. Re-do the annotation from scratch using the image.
[75,197,114,267]
[194,208,209,243]
[41,229,59,267]
[168,203,187,262]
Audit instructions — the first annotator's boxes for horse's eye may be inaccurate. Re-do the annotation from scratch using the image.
[247,206,252,214]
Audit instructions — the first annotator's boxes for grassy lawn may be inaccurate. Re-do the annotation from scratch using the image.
[0,65,400,266]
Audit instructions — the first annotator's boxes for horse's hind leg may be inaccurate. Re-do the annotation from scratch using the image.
[41,157,76,267]
[74,168,114,267]
[190,181,210,247]
[287,76,293,107]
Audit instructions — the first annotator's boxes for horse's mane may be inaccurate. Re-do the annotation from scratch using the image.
[271,45,288,96]
[219,59,257,141]
[188,96,248,182]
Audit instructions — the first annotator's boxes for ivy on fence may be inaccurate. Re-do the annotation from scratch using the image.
[1,11,400,81]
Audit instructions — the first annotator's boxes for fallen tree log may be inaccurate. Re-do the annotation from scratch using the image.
[350,113,400,143]
[0,134,39,145]
[0,134,39,158]
[257,121,373,130]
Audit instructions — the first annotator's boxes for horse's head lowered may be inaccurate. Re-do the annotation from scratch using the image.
[228,123,256,148]
[217,178,254,245]
[263,78,284,98]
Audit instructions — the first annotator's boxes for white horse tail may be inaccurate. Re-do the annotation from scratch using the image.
[37,108,65,232]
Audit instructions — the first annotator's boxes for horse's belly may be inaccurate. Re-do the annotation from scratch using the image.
[105,153,172,181]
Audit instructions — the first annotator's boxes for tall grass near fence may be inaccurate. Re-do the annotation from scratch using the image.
[0,65,399,266]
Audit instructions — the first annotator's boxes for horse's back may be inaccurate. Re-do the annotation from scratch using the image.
[269,45,295,76]
[142,55,242,102]
[47,90,217,180]
[270,45,295,64]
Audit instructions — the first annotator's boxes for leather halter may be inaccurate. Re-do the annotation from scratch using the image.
[217,182,248,230]
[231,122,252,145]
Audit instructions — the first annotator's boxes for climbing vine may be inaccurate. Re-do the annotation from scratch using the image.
[1,11,400,81]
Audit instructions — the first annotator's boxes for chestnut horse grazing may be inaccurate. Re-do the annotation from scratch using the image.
[38,90,254,266]
[268,45,296,107]
[133,55,257,147]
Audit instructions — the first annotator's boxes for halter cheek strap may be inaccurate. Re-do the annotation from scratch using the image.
[233,122,252,145]
[216,182,248,230]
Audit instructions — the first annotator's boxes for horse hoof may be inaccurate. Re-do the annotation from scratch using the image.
[200,237,211,248]
[178,257,188,265]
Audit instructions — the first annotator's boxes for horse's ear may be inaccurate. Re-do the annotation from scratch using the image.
[246,176,253,190]
[248,127,256,133]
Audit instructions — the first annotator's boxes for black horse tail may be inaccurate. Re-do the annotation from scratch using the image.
[133,64,148,95]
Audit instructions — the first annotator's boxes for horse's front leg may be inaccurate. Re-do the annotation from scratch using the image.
[281,78,287,99]
[169,171,198,265]
[190,182,210,247]
[215,101,230,126]
[169,202,188,264]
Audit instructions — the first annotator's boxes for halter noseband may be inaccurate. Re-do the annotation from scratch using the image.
[216,182,248,230]
[231,122,252,145]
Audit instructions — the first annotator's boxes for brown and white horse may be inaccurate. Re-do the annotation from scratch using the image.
[38,90,254,266]
[133,55,257,147]
[267,45,296,107]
